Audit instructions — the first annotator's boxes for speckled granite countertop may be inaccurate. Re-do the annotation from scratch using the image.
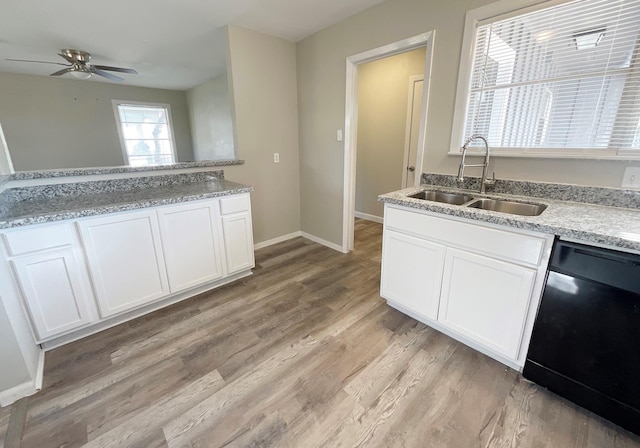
[9,160,244,180]
[0,179,252,229]
[379,186,640,253]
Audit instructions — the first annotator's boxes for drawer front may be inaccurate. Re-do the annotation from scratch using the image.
[220,194,250,215]
[3,223,71,256]
[385,205,545,267]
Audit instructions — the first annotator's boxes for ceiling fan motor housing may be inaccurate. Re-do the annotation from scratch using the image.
[61,49,91,64]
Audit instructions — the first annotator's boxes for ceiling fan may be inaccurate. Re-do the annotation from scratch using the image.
[6,49,137,82]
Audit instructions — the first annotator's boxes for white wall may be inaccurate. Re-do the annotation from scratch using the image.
[0,298,31,391]
[0,71,193,171]
[225,26,301,245]
[356,47,426,218]
[186,74,236,161]
[296,0,640,246]
[0,123,14,176]
[0,244,43,405]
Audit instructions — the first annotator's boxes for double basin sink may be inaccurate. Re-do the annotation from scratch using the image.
[408,190,547,217]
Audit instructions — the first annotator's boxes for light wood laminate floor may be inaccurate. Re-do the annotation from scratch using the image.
[2,219,639,448]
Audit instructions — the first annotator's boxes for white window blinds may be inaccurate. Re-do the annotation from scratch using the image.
[462,0,640,156]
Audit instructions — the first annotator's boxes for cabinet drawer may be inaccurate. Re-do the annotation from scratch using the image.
[3,223,71,256]
[220,194,250,215]
[385,205,545,266]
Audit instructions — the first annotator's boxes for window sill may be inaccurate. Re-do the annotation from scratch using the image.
[447,148,640,161]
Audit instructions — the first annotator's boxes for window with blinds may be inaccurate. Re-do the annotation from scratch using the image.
[114,103,177,166]
[456,0,640,158]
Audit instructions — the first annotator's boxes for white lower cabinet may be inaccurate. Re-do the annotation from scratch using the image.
[157,201,224,292]
[438,248,536,360]
[11,247,93,340]
[221,212,255,274]
[78,210,170,318]
[381,203,553,369]
[381,230,445,321]
[0,193,255,345]
[219,194,255,275]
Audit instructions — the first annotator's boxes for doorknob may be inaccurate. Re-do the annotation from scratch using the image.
[407,166,415,172]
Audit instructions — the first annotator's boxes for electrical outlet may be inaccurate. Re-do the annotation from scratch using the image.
[274,153,280,163]
[337,130,343,142]
[621,167,640,189]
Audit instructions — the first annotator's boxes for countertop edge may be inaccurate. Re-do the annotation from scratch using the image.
[0,184,253,229]
[379,187,640,253]
[9,160,245,180]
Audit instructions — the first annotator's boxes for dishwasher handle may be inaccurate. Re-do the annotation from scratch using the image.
[571,247,640,267]
[551,241,640,295]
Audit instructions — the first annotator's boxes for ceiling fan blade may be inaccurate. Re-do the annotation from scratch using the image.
[90,67,124,82]
[57,52,76,63]
[6,58,68,66]
[93,65,137,74]
[50,68,72,77]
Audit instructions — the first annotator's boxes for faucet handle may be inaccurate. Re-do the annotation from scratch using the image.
[485,171,496,186]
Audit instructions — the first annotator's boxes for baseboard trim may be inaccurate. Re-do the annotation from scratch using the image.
[301,232,346,253]
[0,380,36,408]
[35,350,45,391]
[0,350,45,407]
[254,231,302,250]
[354,211,383,224]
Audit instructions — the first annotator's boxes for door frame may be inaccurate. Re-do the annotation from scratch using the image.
[401,75,425,189]
[342,31,435,253]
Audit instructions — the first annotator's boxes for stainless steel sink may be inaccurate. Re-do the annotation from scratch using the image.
[466,198,547,216]
[408,191,475,205]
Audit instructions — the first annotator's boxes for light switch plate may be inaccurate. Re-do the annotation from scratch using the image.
[621,167,640,189]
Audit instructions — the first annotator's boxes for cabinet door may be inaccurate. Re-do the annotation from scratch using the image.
[157,201,224,293]
[381,229,446,321]
[78,210,169,318]
[221,212,255,275]
[11,248,93,340]
[438,248,536,360]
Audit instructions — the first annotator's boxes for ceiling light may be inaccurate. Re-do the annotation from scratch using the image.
[69,70,92,80]
[573,27,605,50]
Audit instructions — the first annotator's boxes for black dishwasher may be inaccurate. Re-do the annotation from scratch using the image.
[523,240,640,436]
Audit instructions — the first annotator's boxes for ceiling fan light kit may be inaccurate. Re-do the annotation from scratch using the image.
[69,69,92,80]
[6,49,137,82]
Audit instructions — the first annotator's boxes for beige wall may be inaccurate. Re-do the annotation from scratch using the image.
[356,47,426,218]
[186,74,236,161]
[0,71,193,171]
[225,26,301,244]
[297,0,640,246]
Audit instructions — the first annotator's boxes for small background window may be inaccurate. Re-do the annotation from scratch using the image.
[114,102,177,166]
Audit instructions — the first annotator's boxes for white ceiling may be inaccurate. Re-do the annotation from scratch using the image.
[0,0,386,91]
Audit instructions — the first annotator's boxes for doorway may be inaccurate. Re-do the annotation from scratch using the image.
[342,31,435,252]
[353,48,426,224]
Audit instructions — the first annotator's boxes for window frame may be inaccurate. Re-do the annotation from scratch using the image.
[450,0,640,160]
[112,100,179,166]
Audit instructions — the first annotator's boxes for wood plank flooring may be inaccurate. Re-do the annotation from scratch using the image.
[2,219,639,447]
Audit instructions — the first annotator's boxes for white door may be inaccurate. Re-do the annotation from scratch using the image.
[221,212,255,275]
[438,248,536,360]
[78,210,170,318]
[11,248,93,340]
[157,201,224,292]
[381,229,445,321]
[402,76,424,188]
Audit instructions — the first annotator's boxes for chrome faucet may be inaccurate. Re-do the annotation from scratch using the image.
[457,134,495,194]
